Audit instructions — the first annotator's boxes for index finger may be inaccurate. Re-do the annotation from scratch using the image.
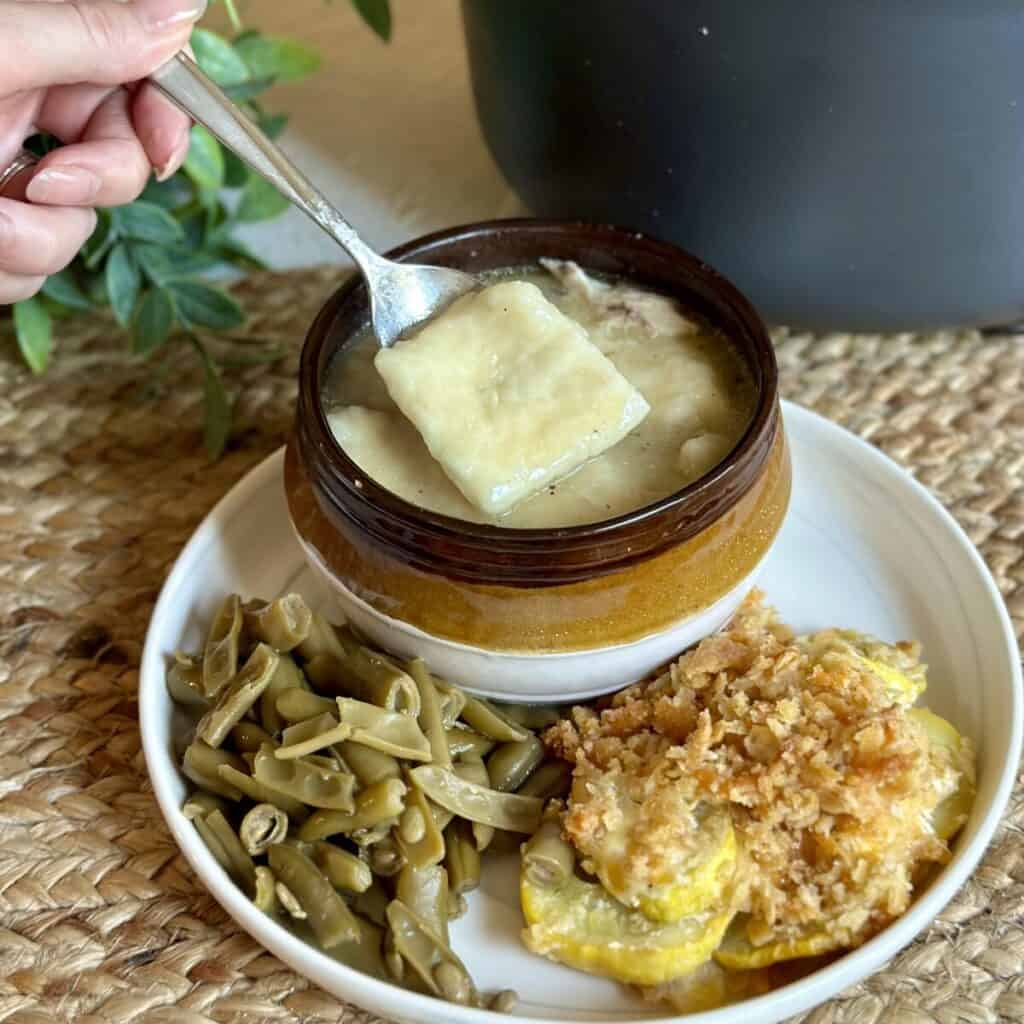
[0,0,205,94]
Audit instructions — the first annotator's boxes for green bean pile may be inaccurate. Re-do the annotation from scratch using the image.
[169,592,571,1011]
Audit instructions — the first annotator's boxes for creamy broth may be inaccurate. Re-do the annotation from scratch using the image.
[323,262,756,529]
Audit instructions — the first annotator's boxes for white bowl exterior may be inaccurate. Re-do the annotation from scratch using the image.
[292,526,765,702]
[140,402,1024,1024]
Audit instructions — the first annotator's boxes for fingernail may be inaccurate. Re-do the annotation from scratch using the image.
[26,165,103,205]
[155,124,191,182]
[142,0,208,31]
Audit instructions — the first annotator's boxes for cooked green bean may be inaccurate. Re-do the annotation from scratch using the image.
[410,765,543,833]
[386,900,478,1006]
[335,698,432,761]
[183,740,247,800]
[327,913,388,981]
[489,990,519,1014]
[454,758,493,850]
[410,659,450,769]
[313,842,373,893]
[298,778,408,842]
[197,644,279,748]
[495,702,565,731]
[276,879,307,919]
[253,744,356,811]
[396,862,450,945]
[395,770,445,868]
[259,655,308,734]
[447,891,468,920]
[240,803,289,855]
[486,734,545,793]
[296,610,348,663]
[267,843,361,948]
[459,695,528,742]
[205,809,257,892]
[253,865,279,914]
[275,688,335,724]
[431,677,467,729]
[215,765,308,821]
[521,817,576,887]
[430,802,454,832]
[230,721,275,754]
[202,594,243,698]
[306,650,421,716]
[275,711,350,759]
[305,751,344,772]
[172,590,561,1010]
[192,812,234,875]
[247,594,313,652]
[368,836,405,877]
[516,759,572,801]
[351,819,400,847]
[352,879,390,927]
[335,740,401,787]
[384,928,405,982]
[182,790,229,821]
[166,653,207,706]
[445,727,496,761]
[444,819,481,896]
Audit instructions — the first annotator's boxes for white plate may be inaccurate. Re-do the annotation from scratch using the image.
[140,401,1022,1024]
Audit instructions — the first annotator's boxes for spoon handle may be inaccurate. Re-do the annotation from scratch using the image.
[150,52,379,273]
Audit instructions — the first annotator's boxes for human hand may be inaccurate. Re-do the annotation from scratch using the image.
[0,0,207,303]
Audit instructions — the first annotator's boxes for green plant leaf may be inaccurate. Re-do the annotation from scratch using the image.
[183,124,226,193]
[82,211,116,269]
[223,149,249,188]
[12,296,52,374]
[132,288,176,355]
[42,269,92,311]
[208,230,267,270]
[166,280,244,330]
[224,77,276,103]
[204,201,227,242]
[191,27,250,87]
[179,207,206,250]
[134,244,222,284]
[258,111,289,139]
[139,175,194,210]
[235,34,320,81]
[112,201,185,245]
[105,243,142,326]
[351,0,392,40]
[235,174,288,222]
[192,337,232,458]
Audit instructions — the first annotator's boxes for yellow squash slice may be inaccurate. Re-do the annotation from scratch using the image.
[593,804,737,925]
[521,871,735,987]
[713,918,842,970]
[909,707,976,841]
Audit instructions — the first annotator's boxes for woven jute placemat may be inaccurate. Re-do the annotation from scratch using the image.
[1,267,1022,1024]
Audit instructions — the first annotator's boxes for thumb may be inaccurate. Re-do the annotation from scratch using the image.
[0,0,207,95]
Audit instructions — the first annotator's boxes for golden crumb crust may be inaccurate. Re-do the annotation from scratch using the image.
[546,591,968,949]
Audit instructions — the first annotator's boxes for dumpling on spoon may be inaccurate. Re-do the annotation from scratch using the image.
[375,281,650,517]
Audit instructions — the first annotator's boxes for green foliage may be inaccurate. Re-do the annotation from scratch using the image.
[13,296,51,373]
[10,0,390,456]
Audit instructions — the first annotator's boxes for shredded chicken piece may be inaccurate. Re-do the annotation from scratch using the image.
[546,591,965,949]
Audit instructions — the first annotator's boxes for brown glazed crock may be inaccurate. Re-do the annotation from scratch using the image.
[285,220,789,654]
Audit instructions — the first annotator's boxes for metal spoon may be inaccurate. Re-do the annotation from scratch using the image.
[150,53,476,347]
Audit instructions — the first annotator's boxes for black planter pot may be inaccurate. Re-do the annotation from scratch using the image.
[462,0,1024,331]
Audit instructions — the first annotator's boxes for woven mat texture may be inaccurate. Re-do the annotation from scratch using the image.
[1,267,1022,1024]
